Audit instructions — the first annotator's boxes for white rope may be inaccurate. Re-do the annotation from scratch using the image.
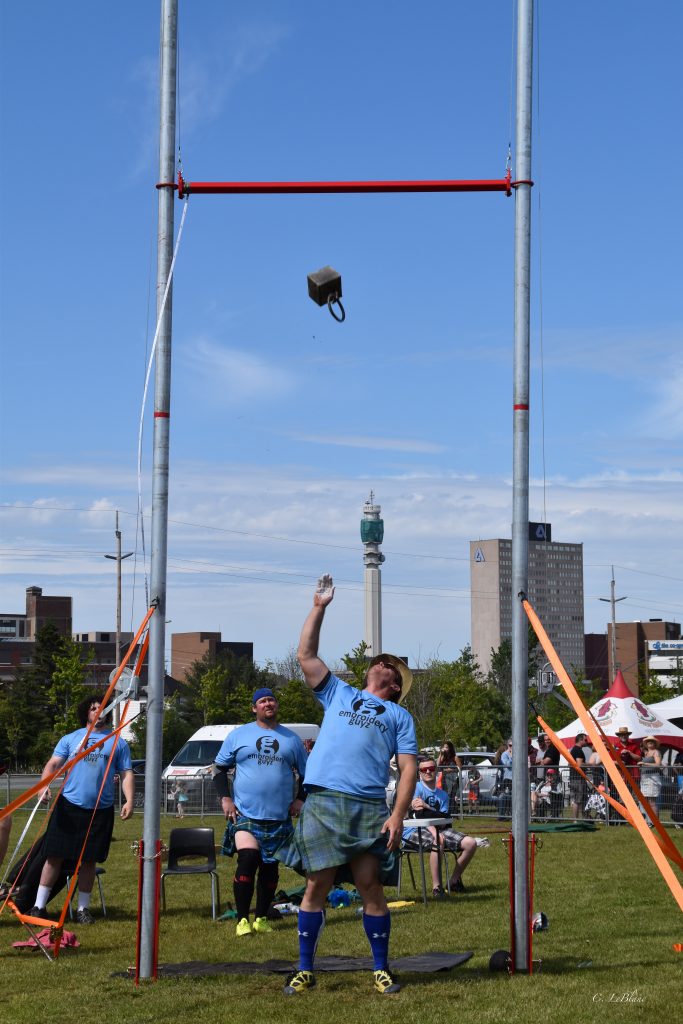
[1,795,43,885]
[135,196,189,584]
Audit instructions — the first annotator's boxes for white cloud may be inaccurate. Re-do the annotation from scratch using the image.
[643,359,683,438]
[1,454,681,662]
[293,433,448,454]
[185,338,297,403]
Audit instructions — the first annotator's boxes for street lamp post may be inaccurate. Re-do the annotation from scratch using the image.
[104,510,133,727]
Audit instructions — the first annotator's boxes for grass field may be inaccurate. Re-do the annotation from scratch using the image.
[1,814,681,1024]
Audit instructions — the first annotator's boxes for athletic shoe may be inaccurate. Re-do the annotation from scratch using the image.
[432,886,446,900]
[76,908,95,924]
[252,916,273,933]
[235,917,252,937]
[28,906,47,918]
[283,969,316,995]
[373,968,401,994]
[450,877,466,893]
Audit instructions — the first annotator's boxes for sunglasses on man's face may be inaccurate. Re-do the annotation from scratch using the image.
[419,765,436,773]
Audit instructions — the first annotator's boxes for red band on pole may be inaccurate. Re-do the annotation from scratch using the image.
[513,404,529,410]
[154,411,170,418]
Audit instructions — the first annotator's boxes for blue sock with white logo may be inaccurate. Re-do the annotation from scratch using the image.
[297,909,325,971]
[362,912,391,970]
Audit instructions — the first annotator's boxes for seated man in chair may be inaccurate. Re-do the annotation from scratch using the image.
[402,759,487,897]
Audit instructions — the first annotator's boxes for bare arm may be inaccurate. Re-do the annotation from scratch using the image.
[381,753,417,850]
[40,754,65,801]
[297,574,335,688]
[120,769,135,820]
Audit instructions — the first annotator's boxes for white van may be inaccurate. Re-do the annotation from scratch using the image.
[162,722,320,782]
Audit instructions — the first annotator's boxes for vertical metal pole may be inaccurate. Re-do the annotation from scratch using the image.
[600,566,626,681]
[511,0,534,973]
[139,0,177,979]
[114,512,123,729]
[105,511,132,730]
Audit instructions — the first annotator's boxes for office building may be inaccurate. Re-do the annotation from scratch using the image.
[608,619,681,694]
[470,522,584,677]
[171,632,254,682]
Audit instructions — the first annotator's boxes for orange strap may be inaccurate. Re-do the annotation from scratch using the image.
[55,631,150,929]
[524,598,683,913]
[0,608,154,824]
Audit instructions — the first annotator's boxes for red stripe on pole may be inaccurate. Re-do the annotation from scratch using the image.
[154,411,170,418]
[513,404,529,410]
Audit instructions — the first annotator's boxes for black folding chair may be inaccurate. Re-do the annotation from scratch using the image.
[160,827,220,920]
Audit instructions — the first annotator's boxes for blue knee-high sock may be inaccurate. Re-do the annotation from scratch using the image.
[362,912,391,971]
[297,909,325,971]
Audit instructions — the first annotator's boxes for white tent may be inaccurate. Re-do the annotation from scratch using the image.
[556,671,683,752]
[648,694,683,726]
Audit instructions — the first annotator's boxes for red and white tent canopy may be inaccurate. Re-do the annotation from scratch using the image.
[556,670,683,752]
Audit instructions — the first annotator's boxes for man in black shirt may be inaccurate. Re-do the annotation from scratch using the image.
[531,734,560,817]
[568,733,590,819]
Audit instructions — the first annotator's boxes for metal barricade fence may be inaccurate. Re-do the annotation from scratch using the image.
[3,765,680,823]
[433,763,681,825]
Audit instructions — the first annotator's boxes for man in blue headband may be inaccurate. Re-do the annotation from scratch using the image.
[212,686,308,937]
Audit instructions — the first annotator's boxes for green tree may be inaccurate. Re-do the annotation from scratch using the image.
[48,636,91,734]
[487,626,542,704]
[128,694,195,766]
[182,649,278,725]
[0,623,63,768]
[637,662,683,703]
[403,648,510,749]
[340,640,370,689]
[272,678,323,725]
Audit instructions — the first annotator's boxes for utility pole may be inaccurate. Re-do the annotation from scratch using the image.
[599,566,627,683]
[104,510,133,728]
[361,493,384,656]
[510,0,534,974]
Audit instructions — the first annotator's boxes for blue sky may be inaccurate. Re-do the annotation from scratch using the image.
[1,1,681,671]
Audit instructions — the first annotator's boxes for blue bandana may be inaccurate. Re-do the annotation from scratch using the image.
[252,687,275,704]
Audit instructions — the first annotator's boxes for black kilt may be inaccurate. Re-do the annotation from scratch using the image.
[43,795,115,863]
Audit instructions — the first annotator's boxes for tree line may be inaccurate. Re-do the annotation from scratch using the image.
[2,619,650,772]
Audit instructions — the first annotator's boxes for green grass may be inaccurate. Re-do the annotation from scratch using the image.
[1,814,681,1024]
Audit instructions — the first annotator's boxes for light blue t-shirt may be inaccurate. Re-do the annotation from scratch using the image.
[54,727,133,809]
[214,722,308,821]
[402,780,449,841]
[303,674,418,800]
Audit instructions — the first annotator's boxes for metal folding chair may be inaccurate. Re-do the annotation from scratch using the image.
[160,827,220,920]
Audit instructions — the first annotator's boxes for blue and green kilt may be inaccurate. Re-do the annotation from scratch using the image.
[275,787,398,886]
[221,815,294,864]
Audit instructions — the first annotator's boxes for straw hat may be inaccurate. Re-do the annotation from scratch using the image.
[615,726,632,737]
[642,735,659,747]
[368,653,413,702]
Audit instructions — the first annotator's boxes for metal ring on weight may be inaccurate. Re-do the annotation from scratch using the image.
[327,293,346,322]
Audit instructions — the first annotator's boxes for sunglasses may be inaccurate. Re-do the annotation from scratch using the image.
[419,765,436,773]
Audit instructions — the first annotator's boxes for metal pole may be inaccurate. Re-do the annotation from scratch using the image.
[511,0,534,973]
[600,566,626,681]
[105,511,133,729]
[139,0,177,979]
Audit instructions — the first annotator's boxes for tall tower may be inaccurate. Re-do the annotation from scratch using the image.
[361,492,384,656]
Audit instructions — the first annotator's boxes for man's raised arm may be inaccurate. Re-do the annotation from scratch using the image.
[297,574,335,688]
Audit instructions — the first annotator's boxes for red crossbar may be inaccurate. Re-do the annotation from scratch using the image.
[173,170,513,199]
